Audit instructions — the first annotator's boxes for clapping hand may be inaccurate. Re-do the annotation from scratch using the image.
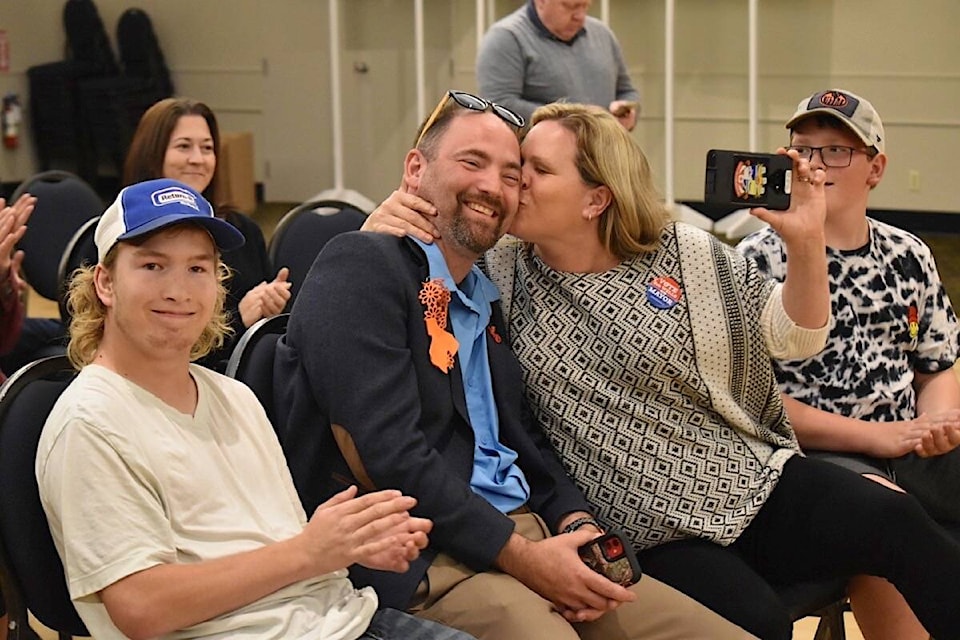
[0,194,36,295]
[300,486,432,575]
[238,267,292,327]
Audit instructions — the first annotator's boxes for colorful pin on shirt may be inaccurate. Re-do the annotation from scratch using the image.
[646,276,682,310]
[419,278,459,373]
[908,304,919,340]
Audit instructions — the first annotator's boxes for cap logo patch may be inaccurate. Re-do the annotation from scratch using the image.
[808,90,859,118]
[819,91,848,108]
[151,186,200,211]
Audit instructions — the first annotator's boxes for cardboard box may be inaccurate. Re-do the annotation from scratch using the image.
[214,132,256,214]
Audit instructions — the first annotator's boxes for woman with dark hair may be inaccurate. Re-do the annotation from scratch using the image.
[123,97,290,370]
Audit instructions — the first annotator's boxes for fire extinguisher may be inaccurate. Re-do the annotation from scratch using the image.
[2,93,21,150]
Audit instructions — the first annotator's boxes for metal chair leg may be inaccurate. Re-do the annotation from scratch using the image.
[812,600,847,640]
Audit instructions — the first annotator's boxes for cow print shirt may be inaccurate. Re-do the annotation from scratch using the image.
[738,218,959,422]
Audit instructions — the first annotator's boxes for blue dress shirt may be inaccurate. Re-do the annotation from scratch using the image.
[414,239,530,512]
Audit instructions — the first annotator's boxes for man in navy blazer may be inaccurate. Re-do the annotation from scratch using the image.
[273,92,749,639]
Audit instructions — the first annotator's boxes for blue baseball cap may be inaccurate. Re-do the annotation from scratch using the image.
[95,179,245,261]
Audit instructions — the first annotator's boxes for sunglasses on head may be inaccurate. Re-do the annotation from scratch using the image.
[415,90,525,149]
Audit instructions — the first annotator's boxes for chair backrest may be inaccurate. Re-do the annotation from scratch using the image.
[0,356,89,638]
[224,313,289,423]
[57,215,100,324]
[12,171,103,301]
[267,200,367,303]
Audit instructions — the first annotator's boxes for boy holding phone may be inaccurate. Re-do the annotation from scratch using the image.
[737,88,960,640]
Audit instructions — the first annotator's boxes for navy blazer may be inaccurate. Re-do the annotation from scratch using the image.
[273,232,590,609]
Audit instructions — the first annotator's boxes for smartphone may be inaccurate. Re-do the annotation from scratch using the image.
[704,149,793,210]
[577,529,642,586]
[611,101,639,117]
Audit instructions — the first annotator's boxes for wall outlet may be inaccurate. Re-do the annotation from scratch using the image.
[908,169,921,192]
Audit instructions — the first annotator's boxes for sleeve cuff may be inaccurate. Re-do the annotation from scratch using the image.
[761,283,830,360]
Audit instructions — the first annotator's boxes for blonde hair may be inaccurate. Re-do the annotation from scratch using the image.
[529,103,669,259]
[65,237,233,369]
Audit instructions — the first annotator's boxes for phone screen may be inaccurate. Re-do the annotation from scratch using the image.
[705,149,793,210]
[733,156,780,204]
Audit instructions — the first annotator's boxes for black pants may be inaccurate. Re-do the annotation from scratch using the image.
[892,448,960,527]
[638,456,960,640]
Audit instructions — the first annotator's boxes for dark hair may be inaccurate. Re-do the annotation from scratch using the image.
[123,97,223,204]
[789,114,878,157]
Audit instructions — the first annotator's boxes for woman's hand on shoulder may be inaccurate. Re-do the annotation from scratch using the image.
[362,189,440,244]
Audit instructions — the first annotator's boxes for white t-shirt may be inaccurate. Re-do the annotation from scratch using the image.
[36,364,377,640]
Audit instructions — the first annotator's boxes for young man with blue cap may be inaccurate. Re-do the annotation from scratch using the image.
[36,178,475,640]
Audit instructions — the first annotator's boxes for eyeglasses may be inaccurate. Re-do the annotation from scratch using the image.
[787,145,873,168]
[415,90,525,149]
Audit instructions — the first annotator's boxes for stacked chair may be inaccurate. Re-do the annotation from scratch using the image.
[27,0,173,190]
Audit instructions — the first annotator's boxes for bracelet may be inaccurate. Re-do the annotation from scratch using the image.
[561,516,602,535]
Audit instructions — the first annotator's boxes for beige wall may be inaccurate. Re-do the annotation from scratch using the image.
[1,0,958,211]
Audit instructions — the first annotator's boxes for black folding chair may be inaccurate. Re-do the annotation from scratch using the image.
[267,200,367,304]
[0,356,88,639]
[779,579,848,639]
[224,313,289,424]
[56,216,100,324]
[12,171,103,301]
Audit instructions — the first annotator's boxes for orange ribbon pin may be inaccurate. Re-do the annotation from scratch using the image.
[419,279,459,373]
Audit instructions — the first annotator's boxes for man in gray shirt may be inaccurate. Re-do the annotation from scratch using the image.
[477,0,639,129]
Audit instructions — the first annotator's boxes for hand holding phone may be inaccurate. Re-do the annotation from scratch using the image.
[610,101,638,118]
[704,149,793,210]
[577,529,642,586]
